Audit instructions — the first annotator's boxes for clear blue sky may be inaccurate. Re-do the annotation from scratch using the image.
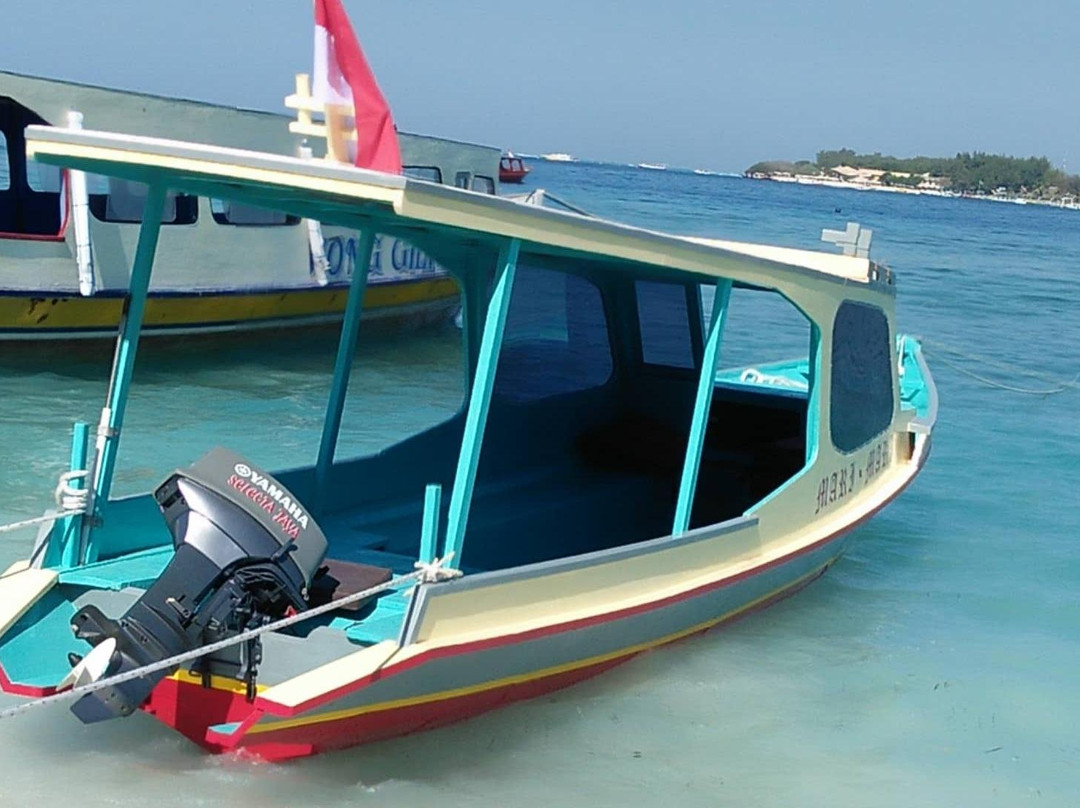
[2,0,1077,172]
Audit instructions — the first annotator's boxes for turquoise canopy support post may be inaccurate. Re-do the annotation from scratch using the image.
[805,324,822,465]
[42,421,89,568]
[443,239,520,569]
[82,184,167,563]
[314,229,375,506]
[673,278,733,535]
[419,483,442,564]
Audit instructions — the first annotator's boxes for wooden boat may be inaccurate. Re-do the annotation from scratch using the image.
[0,121,936,761]
[499,154,530,184]
[0,71,502,339]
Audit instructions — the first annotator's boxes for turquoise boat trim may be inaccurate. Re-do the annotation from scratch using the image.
[747,325,823,514]
[420,483,441,563]
[58,545,174,590]
[443,238,521,570]
[898,334,934,420]
[314,229,375,508]
[207,721,243,736]
[806,324,822,465]
[84,184,166,564]
[43,420,89,569]
[0,589,82,687]
[673,279,732,535]
[341,589,413,645]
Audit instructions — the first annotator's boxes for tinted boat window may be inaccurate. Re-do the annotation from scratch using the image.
[89,178,197,225]
[471,174,495,194]
[25,158,62,193]
[454,171,471,189]
[495,265,613,402]
[830,301,893,452]
[210,199,299,226]
[403,165,442,183]
[636,280,694,368]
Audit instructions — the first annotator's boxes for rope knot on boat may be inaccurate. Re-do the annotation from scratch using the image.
[415,552,463,583]
[0,469,91,534]
[54,469,90,513]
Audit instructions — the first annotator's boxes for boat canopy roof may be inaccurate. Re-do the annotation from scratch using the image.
[26,125,884,290]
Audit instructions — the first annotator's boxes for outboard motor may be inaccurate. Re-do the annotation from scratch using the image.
[67,448,327,723]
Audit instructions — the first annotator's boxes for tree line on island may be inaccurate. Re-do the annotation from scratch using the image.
[747,149,1080,197]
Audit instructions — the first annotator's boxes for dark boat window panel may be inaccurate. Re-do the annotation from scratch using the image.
[830,301,893,452]
[495,265,613,402]
[454,171,471,189]
[210,199,299,226]
[636,280,694,368]
[471,175,495,195]
[89,178,198,225]
[403,165,442,183]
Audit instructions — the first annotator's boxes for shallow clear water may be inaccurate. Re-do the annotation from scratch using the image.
[0,164,1077,806]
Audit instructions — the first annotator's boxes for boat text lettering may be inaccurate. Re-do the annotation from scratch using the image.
[320,234,443,280]
[228,464,310,530]
[814,436,891,514]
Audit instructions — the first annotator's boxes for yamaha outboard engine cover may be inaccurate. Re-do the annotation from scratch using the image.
[68,448,327,723]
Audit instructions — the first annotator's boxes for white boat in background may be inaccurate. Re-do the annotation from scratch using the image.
[637,162,667,170]
[0,71,502,340]
[540,152,576,162]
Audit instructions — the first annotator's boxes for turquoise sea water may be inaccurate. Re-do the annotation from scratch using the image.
[0,163,1078,806]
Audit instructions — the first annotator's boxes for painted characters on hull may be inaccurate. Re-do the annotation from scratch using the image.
[813,436,891,515]
[227,462,309,540]
[319,234,443,282]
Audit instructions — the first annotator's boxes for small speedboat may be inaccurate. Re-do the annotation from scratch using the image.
[499,153,530,184]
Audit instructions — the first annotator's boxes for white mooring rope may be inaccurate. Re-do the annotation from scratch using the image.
[0,553,461,720]
[919,337,1080,397]
[0,471,90,535]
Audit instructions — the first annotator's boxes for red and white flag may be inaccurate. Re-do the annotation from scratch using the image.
[311,0,402,173]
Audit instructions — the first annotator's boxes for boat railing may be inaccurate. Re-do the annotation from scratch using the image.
[284,72,354,165]
[506,188,592,217]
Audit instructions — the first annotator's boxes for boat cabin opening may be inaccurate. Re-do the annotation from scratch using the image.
[0,123,930,760]
[304,250,814,575]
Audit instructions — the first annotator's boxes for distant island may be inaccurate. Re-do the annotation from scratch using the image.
[746,149,1080,207]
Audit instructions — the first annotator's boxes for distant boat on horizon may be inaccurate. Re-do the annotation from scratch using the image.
[541,152,576,162]
[637,162,667,170]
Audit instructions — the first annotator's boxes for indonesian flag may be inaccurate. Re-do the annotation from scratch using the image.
[311,0,402,173]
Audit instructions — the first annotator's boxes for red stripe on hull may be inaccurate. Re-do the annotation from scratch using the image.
[233,656,630,762]
[0,660,54,698]
[179,562,832,761]
[257,502,876,720]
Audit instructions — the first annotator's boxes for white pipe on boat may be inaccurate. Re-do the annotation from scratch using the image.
[66,111,95,296]
[299,144,331,286]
